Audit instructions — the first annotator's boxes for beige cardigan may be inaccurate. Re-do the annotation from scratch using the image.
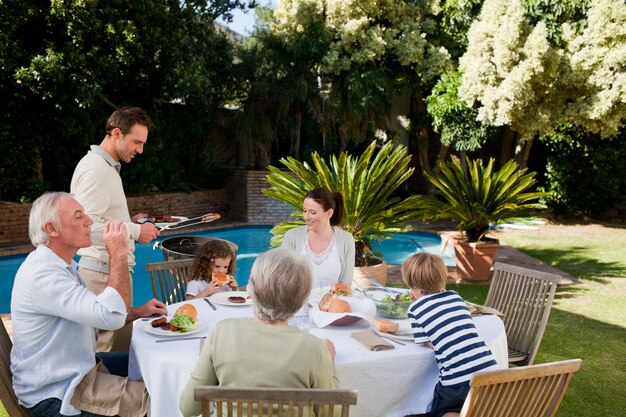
[281,226,355,285]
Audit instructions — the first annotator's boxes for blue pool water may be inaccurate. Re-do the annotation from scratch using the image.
[0,226,455,313]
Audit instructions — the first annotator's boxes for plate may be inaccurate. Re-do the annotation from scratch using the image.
[155,216,189,228]
[143,318,205,337]
[374,319,414,341]
[210,291,253,306]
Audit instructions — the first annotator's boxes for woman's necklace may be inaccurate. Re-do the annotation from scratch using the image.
[305,231,335,265]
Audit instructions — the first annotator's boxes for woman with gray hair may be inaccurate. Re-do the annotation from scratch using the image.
[179,247,339,417]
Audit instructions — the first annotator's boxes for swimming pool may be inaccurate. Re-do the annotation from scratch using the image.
[0,226,455,313]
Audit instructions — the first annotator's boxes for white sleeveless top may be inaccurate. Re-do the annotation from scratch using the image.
[300,232,342,289]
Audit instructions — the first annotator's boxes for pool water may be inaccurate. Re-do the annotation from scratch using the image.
[0,226,454,313]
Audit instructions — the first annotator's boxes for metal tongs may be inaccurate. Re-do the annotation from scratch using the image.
[156,213,221,231]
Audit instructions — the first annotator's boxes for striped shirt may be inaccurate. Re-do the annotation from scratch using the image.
[408,290,498,386]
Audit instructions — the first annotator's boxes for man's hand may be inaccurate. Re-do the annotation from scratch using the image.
[127,298,168,322]
[103,220,128,260]
[138,222,160,243]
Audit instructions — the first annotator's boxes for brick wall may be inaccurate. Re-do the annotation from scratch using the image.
[0,170,294,251]
[225,169,295,224]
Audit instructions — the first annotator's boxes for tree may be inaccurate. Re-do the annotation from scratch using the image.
[458,0,626,167]
[0,0,252,200]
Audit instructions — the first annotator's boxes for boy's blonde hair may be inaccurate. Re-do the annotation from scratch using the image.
[401,253,448,294]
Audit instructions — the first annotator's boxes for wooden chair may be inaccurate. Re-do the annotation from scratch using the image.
[459,358,582,417]
[485,262,561,366]
[194,386,358,417]
[0,319,30,417]
[146,259,195,305]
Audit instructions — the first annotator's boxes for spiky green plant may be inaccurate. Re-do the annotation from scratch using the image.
[263,141,423,266]
[420,157,547,242]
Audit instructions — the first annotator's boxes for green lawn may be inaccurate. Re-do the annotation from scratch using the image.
[3,221,625,416]
[477,222,626,417]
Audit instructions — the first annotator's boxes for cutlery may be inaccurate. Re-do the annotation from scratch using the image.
[378,334,405,346]
[155,336,206,343]
[367,278,406,295]
[204,298,217,310]
[157,213,221,231]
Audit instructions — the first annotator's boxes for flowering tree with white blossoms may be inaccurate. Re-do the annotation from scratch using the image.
[458,0,626,167]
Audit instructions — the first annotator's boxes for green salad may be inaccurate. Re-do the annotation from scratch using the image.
[376,292,411,319]
[169,314,196,332]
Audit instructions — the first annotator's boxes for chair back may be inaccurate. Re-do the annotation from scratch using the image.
[146,259,195,305]
[0,319,30,417]
[485,262,561,366]
[194,386,358,417]
[460,359,581,417]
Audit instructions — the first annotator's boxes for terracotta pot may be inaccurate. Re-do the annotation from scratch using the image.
[452,238,499,282]
[353,258,388,287]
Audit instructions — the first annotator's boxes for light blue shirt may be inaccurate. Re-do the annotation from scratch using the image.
[10,245,127,415]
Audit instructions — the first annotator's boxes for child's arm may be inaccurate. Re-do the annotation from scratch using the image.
[227,276,238,291]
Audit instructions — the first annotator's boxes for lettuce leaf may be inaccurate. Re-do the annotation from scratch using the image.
[169,314,196,332]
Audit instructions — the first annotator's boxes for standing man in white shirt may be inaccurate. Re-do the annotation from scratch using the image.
[71,106,160,352]
[11,191,166,416]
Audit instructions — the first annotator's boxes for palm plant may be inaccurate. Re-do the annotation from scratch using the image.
[263,141,423,266]
[420,157,547,242]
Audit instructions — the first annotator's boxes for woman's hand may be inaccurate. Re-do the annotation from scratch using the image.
[322,339,336,360]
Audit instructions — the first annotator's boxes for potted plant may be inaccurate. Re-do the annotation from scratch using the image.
[263,141,423,286]
[419,157,546,281]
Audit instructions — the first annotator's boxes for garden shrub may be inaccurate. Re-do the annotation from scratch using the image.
[542,128,626,217]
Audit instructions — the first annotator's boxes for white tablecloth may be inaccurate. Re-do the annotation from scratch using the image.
[129,297,507,417]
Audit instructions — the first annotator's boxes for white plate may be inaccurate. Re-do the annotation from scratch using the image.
[143,318,205,337]
[155,216,189,228]
[211,291,253,306]
[374,319,414,341]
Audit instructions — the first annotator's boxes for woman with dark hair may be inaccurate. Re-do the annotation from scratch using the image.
[281,187,355,287]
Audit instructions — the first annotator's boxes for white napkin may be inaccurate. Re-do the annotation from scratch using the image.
[310,297,376,328]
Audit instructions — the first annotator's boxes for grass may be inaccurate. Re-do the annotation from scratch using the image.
[452,221,626,417]
[3,221,625,416]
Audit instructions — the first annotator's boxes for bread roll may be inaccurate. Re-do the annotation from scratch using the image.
[212,272,230,287]
[319,294,352,313]
[174,304,198,321]
[373,319,400,334]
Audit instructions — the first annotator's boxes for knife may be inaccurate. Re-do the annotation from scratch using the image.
[204,298,217,310]
[155,336,207,343]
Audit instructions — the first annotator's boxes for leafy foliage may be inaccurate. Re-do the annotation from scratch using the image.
[263,141,423,265]
[419,157,546,242]
[425,71,492,151]
[0,0,249,201]
[541,127,626,216]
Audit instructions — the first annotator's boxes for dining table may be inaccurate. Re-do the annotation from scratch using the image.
[129,294,508,417]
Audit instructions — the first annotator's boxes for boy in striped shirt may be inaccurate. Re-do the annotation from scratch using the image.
[403,253,498,417]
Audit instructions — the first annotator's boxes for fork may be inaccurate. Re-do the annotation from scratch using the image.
[378,334,405,346]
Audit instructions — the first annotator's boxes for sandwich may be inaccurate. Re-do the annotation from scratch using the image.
[169,304,198,332]
[212,272,230,287]
[373,318,400,334]
[330,283,352,296]
[319,294,352,313]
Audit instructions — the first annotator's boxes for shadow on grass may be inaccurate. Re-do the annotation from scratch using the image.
[451,284,625,417]
[515,247,626,281]
[535,308,626,417]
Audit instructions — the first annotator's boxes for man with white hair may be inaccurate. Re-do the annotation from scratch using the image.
[10,191,166,417]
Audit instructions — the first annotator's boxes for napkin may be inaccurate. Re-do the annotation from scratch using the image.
[351,330,395,351]
[465,302,505,318]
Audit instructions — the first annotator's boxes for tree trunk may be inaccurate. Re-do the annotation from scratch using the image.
[514,137,534,169]
[293,106,302,160]
[500,126,516,167]
[33,146,44,182]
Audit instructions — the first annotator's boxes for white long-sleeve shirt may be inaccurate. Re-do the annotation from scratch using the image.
[71,145,142,272]
[10,245,127,415]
